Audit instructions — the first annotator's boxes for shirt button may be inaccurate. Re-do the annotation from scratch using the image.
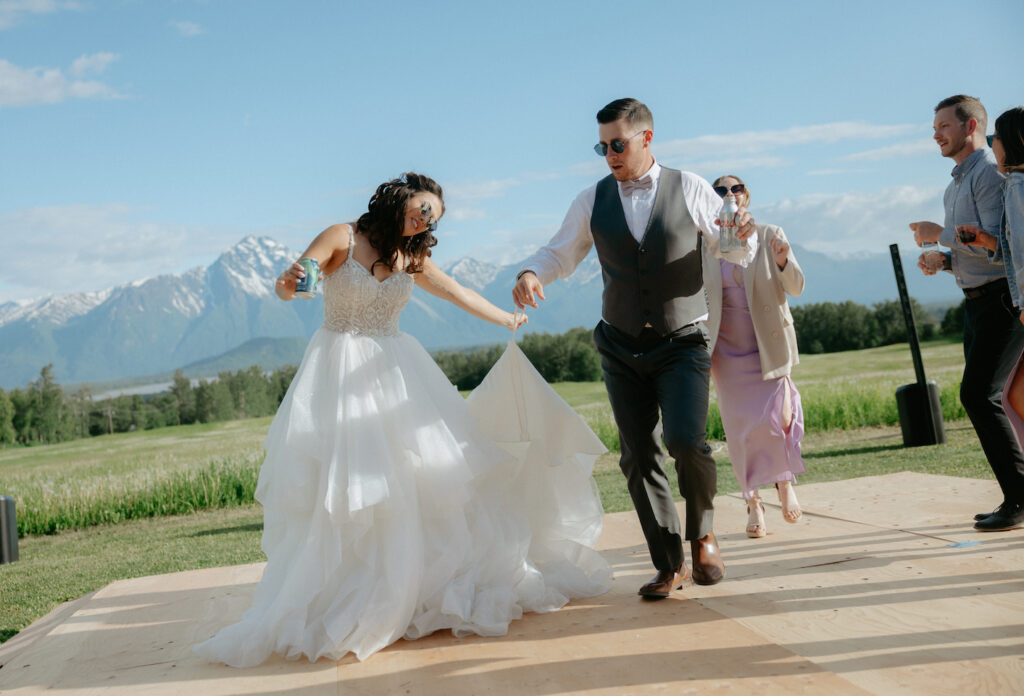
[772,331,780,338]
[763,305,770,312]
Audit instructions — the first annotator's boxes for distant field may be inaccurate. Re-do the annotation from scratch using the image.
[0,336,995,646]
[0,338,971,537]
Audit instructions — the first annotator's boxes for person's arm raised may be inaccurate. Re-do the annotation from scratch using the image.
[415,257,526,330]
[275,224,351,301]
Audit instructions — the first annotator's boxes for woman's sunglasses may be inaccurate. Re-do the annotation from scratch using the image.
[713,183,746,197]
[987,134,1000,147]
[593,131,646,156]
[411,202,437,233]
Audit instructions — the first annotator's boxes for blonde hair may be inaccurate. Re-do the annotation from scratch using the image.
[713,174,749,208]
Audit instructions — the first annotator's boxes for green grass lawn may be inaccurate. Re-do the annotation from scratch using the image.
[0,337,992,646]
[1,419,993,646]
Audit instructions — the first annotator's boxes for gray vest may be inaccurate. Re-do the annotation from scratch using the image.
[590,167,707,336]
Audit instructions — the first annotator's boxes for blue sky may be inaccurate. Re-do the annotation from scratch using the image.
[1,0,1022,304]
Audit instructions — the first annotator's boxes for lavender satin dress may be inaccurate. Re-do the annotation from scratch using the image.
[711,259,806,499]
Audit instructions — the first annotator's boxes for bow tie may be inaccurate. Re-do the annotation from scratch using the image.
[620,175,652,195]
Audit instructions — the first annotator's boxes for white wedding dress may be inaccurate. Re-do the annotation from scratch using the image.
[193,241,612,667]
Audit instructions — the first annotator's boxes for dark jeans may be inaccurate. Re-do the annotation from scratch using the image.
[593,321,717,572]
[962,284,1024,504]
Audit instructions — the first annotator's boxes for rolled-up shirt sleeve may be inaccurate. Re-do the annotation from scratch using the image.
[519,186,596,287]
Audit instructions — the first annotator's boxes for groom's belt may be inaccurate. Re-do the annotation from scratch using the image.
[601,319,705,351]
[962,277,1008,300]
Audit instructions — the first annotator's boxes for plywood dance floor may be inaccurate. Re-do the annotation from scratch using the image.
[1,472,1022,695]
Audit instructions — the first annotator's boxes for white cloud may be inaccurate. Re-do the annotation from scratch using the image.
[756,185,945,256]
[0,54,122,108]
[444,177,520,203]
[69,52,118,77]
[447,207,486,221]
[667,156,786,178]
[841,139,936,161]
[656,122,919,160]
[563,121,926,181]
[0,0,81,30]
[169,20,204,37]
[0,204,241,302]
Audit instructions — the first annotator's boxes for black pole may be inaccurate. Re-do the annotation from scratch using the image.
[890,243,946,446]
[0,495,16,564]
[889,244,928,386]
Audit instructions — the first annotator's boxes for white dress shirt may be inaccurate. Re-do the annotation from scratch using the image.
[521,162,757,326]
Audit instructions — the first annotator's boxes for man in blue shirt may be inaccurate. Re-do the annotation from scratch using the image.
[912,94,1024,532]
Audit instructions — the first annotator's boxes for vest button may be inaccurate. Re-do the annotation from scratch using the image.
[639,247,647,254]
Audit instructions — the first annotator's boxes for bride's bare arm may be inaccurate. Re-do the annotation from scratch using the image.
[275,224,352,301]
[414,258,526,330]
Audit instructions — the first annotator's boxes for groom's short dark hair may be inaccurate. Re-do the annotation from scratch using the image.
[597,98,653,130]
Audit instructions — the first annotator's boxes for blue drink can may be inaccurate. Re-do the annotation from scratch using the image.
[294,258,320,298]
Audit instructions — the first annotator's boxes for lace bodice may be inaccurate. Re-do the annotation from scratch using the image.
[322,255,414,337]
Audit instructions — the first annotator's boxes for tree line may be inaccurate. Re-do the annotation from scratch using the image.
[0,364,297,447]
[0,298,963,448]
[792,298,963,354]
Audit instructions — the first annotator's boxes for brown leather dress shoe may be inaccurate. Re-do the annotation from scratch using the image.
[691,531,725,586]
[638,564,692,598]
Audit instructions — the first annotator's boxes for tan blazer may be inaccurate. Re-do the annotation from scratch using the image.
[702,223,805,381]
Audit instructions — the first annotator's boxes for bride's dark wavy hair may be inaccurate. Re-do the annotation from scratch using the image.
[356,172,442,274]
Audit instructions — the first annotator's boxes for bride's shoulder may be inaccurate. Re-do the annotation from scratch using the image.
[317,223,356,275]
[321,223,355,246]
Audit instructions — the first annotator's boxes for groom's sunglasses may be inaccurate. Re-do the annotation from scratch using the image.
[593,131,645,156]
[713,184,746,197]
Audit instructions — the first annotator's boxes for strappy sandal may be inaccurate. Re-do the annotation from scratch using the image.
[746,497,767,538]
[776,481,802,523]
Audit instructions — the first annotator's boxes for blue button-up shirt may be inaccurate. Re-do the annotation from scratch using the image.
[938,147,1006,289]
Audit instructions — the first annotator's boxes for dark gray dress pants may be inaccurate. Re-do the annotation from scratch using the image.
[593,321,717,572]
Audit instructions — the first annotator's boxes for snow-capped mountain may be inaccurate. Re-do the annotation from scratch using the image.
[0,236,604,388]
[0,234,962,390]
[0,237,323,388]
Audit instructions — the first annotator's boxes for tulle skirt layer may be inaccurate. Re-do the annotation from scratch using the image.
[193,330,611,666]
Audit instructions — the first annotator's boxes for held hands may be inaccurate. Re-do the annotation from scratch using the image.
[513,271,546,309]
[909,221,943,246]
[505,311,529,331]
[275,262,307,299]
[955,224,998,252]
[769,233,789,269]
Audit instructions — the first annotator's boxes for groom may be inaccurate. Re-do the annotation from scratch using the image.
[513,98,754,597]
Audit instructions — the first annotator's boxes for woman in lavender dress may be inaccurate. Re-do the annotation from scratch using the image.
[703,175,806,538]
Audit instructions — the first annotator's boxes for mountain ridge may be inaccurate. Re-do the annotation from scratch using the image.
[0,235,963,389]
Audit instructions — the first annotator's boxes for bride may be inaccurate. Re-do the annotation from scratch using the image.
[194,172,612,666]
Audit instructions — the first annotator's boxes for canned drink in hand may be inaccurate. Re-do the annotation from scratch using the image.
[294,258,320,298]
[719,194,743,253]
